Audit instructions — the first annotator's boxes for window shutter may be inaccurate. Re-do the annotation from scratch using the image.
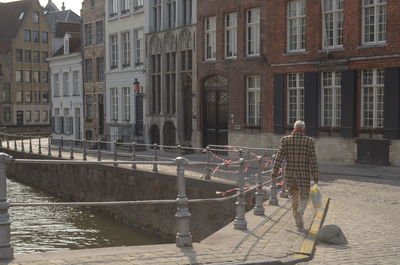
[341,70,357,138]
[69,117,74,135]
[384,67,400,139]
[273,73,285,134]
[304,72,319,137]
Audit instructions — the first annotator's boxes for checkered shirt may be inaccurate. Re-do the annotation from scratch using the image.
[271,132,319,198]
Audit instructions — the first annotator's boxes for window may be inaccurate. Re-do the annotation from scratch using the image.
[63,72,69,96]
[32,71,40,83]
[34,91,40,103]
[97,57,104,82]
[95,21,104,44]
[23,70,31,83]
[33,31,40,43]
[362,69,384,128]
[42,51,48,63]
[33,51,40,63]
[25,91,31,103]
[153,0,162,31]
[91,0,96,7]
[54,73,60,96]
[3,108,11,122]
[16,91,23,102]
[64,108,72,134]
[84,23,93,46]
[150,54,161,114]
[134,29,144,67]
[54,108,61,133]
[2,83,10,103]
[42,32,48,43]
[85,59,93,82]
[121,0,130,14]
[32,12,39,24]
[24,30,31,42]
[111,87,118,120]
[363,0,386,44]
[287,73,304,125]
[42,91,49,103]
[64,36,69,54]
[42,110,48,121]
[165,52,176,114]
[24,50,31,62]
[16,49,23,62]
[225,13,237,59]
[16,71,22,82]
[123,87,130,121]
[247,76,261,125]
[73,71,79,95]
[121,32,131,67]
[247,8,260,56]
[109,0,118,18]
[86,95,93,120]
[167,0,176,29]
[133,0,143,12]
[41,71,48,83]
[205,17,216,61]
[34,110,40,122]
[321,71,341,127]
[287,0,306,52]
[110,34,118,69]
[182,0,192,26]
[322,0,344,49]
[26,111,31,122]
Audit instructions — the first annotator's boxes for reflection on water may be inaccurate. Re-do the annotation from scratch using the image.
[7,178,168,254]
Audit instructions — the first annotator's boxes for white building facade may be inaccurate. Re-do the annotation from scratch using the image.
[48,35,84,140]
[145,0,198,147]
[105,0,146,143]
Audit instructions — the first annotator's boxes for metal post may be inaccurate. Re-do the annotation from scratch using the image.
[0,134,2,148]
[0,153,14,260]
[269,177,279,206]
[239,148,244,159]
[204,146,212,180]
[58,137,63,158]
[234,158,247,230]
[113,141,118,166]
[6,135,9,149]
[152,143,158,172]
[82,140,87,161]
[29,136,33,153]
[47,137,51,156]
[13,136,17,151]
[70,139,74,160]
[175,157,192,248]
[97,140,101,161]
[131,142,136,169]
[38,136,42,154]
[20,135,25,152]
[254,156,265,216]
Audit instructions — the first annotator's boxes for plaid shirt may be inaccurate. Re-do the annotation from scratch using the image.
[271,132,319,197]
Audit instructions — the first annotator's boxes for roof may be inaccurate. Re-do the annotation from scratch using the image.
[43,0,58,13]
[52,37,81,57]
[0,0,32,43]
[45,9,81,35]
[55,22,81,38]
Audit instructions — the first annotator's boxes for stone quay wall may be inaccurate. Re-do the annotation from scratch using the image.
[3,149,237,242]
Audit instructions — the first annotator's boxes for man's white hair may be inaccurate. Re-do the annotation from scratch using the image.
[294,120,305,130]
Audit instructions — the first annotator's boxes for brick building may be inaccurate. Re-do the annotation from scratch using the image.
[81,0,105,140]
[197,0,400,165]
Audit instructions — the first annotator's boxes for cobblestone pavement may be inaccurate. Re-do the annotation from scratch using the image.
[301,174,400,265]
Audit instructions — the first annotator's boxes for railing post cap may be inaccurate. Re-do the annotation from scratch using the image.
[0,153,13,162]
[175,157,188,166]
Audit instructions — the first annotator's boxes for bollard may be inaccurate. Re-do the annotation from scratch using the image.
[238,148,244,159]
[269,177,279,206]
[38,136,42,154]
[152,143,158,172]
[113,141,118,166]
[20,135,25,152]
[48,137,51,156]
[0,152,14,260]
[58,137,63,158]
[131,142,136,169]
[234,158,247,230]
[82,140,87,161]
[13,136,17,151]
[204,146,211,180]
[6,135,9,149]
[0,134,2,148]
[175,157,192,248]
[97,140,101,161]
[29,136,33,153]
[254,156,265,216]
[70,139,74,160]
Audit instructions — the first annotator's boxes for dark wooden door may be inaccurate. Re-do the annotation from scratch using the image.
[204,90,228,146]
[16,111,23,125]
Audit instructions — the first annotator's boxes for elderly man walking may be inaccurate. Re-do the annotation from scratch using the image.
[271,121,319,229]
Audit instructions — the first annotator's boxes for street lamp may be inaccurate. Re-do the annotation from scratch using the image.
[133,78,144,143]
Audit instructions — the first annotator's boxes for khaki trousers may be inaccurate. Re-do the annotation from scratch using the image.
[288,184,308,219]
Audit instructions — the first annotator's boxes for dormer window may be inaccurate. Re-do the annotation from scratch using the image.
[32,12,39,24]
[64,34,71,55]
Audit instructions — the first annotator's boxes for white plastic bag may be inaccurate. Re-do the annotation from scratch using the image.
[310,184,322,208]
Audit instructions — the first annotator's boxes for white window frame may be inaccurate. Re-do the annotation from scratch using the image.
[153,0,162,31]
[322,0,344,49]
[205,16,216,61]
[287,0,306,52]
[95,21,104,44]
[246,75,261,125]
[62,72,69,96]
[246,8,260,57]
[25,110,31,122]
[84,23,93,47]
[120,0,130,14]
[361,69,385,129]
[133,0,144,12]
[109,0,118,18]
[72,71,79,95]
[54,73,59,96]
[321,71,341,127]
[123,87,131,121]
[225,12,237,59]
[133,29,144,67]
[362,0,387,45]
[121,32,131,67]
[34,110,40,122]
[111,87,118,121]
[287,73,304,125]
[110,34,118,69]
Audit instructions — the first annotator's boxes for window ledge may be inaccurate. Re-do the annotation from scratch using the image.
[120,11,131,18]
[283,50,308,56]
[246,54,261,58]
[358,43,387,49]
[318,47,345,53]
[203,59,216,63]
[108,15,118,22]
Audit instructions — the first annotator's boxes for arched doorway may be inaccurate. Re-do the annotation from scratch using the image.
[150,125,160,145]
[163,121,176,147]
[203,75,228,147]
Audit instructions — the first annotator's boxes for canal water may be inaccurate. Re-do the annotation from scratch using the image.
[7,178,169,254]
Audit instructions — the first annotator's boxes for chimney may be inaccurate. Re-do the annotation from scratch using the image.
[62,2,65,11]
